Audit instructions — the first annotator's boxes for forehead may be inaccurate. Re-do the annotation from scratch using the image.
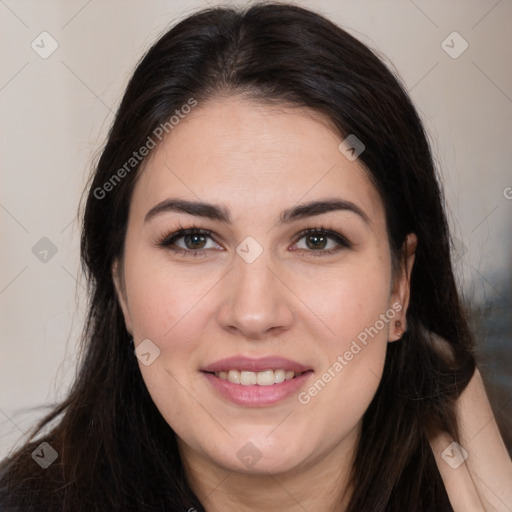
[131,97,386,229]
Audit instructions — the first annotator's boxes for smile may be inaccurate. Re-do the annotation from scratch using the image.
[201,355,314,406]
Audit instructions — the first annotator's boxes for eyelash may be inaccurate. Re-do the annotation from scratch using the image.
[156,222,352,258]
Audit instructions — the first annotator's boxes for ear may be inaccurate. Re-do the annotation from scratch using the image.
[388,233,417,342]
[112,259,133,336]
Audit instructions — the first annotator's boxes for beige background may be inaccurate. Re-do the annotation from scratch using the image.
[1,0,511,459]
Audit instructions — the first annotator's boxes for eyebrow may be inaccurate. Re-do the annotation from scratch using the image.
[144,197,371,225]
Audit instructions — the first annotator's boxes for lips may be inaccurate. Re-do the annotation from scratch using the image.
[201,356,314,406]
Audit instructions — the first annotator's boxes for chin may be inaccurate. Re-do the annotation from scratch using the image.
[206,434,311,475]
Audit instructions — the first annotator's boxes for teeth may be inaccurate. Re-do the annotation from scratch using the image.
[227,369,240,384]
[256,370,274,386]
[215,369,301,385]
[240,371,257,385]
[274,369,286,383]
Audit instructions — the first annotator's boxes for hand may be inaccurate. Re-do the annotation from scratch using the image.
[429,367,512,511]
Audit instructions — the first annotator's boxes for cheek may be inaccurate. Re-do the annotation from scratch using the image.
[297,258,392,346]
[124,259,216,439]
[294,258,392,420]
[124,252,218,344]
[123,251,221,412]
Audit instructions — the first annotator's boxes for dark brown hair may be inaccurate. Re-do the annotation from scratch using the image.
[0,3,476,510]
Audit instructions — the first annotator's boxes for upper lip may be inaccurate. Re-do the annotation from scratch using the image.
[202,356,312,373]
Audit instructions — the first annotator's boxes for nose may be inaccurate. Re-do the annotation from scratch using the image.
[216,251,295,340]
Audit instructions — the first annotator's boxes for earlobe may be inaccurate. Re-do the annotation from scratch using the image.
[112,259,133,335]
[392,319,403,340]
[388,233,417,342]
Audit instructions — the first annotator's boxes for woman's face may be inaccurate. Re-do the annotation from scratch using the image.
[114,97,415,476]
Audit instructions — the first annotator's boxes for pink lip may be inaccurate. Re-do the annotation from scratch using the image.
[202,356,312,373]
[203,371,314,407]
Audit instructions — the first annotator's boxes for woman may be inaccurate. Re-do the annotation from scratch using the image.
[1,3,510,511]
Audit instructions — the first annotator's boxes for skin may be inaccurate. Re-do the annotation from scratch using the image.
[429,366,512,511]
[113,96,417,512]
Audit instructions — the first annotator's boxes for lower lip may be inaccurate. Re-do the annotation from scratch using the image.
[202,371,314,406]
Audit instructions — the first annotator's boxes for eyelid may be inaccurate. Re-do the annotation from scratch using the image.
[157,226,222,250]
[293,226,351,249]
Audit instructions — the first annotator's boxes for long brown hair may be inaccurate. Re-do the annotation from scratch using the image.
[0,3,476,510]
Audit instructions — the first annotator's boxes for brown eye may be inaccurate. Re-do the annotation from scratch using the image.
[293,228,351,255]
[183,233,208,250]
[158,228,222,256]
[305,233,329,250]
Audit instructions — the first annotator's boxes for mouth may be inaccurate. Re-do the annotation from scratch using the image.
[201,356,314,406]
